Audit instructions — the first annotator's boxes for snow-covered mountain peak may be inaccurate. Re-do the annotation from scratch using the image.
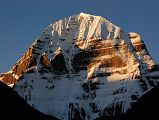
[1,13,159,120]
[42,12,120,43]
[78,12,107,22]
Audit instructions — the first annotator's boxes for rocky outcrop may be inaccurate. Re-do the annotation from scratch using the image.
[0,48,36,85]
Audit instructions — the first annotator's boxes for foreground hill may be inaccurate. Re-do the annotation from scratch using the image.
[0,81,58,120]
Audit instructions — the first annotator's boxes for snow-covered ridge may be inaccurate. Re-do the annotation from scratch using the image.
[1,13,159,120]
[45,12,120,42]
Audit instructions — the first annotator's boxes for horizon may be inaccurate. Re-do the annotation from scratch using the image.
[0,0,159,73]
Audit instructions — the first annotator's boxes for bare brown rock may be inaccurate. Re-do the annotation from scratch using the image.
[0,48,36,85]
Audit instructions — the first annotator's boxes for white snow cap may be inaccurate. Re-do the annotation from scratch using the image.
[129,32,142,44]
[49,12,120,41]
[79,12,101,18]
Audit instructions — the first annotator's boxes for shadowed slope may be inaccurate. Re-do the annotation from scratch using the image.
[0,81,58,120]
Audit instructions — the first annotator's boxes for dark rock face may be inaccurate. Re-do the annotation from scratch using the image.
[50,51,69,73]
[72,50,93,71]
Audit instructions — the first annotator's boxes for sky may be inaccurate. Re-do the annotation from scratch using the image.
[0,0,159,73]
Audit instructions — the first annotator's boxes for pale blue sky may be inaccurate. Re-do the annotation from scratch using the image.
[0,0,159,73]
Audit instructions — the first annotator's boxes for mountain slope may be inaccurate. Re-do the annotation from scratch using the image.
[0,81,58,120]
[95,85,159,120]
[0,13,159,120]
[123,85,159,120]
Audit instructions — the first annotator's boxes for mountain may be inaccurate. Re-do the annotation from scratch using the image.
[0,13,159,120]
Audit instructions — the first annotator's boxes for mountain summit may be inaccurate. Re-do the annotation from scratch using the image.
[1,13,159,120]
